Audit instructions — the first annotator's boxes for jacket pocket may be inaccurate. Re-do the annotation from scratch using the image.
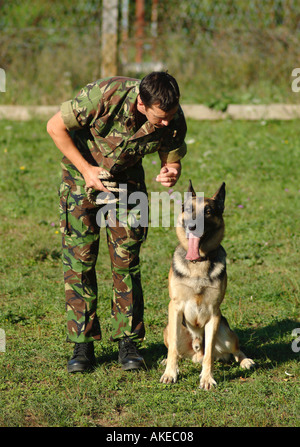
[91,125,125,157]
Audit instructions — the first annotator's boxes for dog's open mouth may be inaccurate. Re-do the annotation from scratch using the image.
[185,232,201,261]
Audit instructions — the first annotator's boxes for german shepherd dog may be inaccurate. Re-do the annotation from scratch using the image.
[160,181,255,389]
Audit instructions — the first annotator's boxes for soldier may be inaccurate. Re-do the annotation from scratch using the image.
[47,72,187,373]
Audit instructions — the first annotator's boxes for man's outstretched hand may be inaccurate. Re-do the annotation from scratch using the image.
[156,162,181,187]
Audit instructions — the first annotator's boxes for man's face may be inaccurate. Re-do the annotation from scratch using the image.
[137,97,178,128]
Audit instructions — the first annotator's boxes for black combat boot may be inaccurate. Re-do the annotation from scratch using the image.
[67,342,96,373]
[118,337,145,371]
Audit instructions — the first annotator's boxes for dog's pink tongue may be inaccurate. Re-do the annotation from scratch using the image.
[185,233,201,261]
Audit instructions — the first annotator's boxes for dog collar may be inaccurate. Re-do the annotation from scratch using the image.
[189,249,219,263]
[191,256,208,263]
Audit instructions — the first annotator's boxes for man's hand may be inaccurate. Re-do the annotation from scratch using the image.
[156,162,181,187]
[82,165,110,192]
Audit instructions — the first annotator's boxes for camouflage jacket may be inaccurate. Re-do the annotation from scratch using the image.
[60,76,187,181]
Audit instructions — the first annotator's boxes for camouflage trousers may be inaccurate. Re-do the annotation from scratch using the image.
[59,167,147,343]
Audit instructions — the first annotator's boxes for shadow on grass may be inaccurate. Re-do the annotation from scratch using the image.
[234,318,299,367]
[90,318,298,374]
[143,318,299,371]
[143,342,167,370]
[94,344,118,366]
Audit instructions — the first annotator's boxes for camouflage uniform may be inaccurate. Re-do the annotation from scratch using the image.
[59,76,187,343]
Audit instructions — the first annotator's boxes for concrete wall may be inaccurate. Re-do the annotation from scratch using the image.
[1,104,300,121]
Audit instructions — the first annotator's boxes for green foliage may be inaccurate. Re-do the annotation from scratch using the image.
[158,0,300,105]
[0,118,299,427]
[1,1,300,105]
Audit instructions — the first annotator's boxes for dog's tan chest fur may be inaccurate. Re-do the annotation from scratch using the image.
[169,265,225,331]
[184,296,210,328]
[171,279,221,324]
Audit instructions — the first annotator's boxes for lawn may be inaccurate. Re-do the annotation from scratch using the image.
[0,118,299,427]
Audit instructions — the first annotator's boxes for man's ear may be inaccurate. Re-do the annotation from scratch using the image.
[137,95,146,114]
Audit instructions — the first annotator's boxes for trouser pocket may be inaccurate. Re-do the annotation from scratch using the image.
[59,182,71,235]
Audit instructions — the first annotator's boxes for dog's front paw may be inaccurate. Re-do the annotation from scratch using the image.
[160,369,178,384]
[199,373,217,390]
[240,358,255,370]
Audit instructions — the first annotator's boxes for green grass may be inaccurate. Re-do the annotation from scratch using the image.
[0,118,299,427]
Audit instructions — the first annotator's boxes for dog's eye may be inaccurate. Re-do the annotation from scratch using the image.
[204,206,211,215]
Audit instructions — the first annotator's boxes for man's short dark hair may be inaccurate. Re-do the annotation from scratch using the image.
[139,71,180,111]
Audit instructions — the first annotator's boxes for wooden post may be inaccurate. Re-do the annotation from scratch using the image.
[120,0,129,66]
[151,0,159,58]
[135,0,145,64]
[101,0,119,78]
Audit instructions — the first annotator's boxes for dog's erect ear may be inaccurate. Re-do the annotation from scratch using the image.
[187,179,196,197]
[212,182,226,211]
[182,180,196,210]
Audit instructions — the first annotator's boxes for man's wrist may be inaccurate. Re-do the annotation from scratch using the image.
[161,160,181,170]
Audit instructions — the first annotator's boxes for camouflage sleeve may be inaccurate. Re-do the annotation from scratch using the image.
[60,100,81,130]
[158,107,187,163]
[60,82,104,131]
[158,142,187,164]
